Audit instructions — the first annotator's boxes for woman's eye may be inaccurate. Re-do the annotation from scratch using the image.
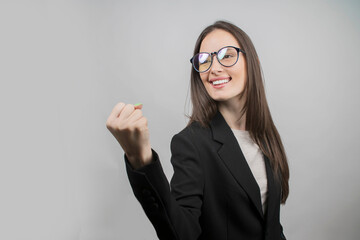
[224,54,234,59]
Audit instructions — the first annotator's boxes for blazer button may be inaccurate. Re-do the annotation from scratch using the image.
[152,203,159,209]
[142,189,151,196]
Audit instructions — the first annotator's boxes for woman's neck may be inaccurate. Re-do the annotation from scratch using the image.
[218,97,246,130]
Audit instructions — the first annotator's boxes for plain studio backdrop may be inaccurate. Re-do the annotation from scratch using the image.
[0,0,359,239]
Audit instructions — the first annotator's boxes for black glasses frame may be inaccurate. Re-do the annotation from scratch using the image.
[190,46,246,73]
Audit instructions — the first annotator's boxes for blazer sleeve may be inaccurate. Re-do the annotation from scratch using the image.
[125,132,204,240]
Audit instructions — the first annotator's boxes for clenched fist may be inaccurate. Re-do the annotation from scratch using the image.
[106,102,153,169]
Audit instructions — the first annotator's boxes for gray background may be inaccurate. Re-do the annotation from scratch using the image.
[1,0,359,239]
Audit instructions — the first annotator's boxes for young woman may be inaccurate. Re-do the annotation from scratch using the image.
[106,20,289,240]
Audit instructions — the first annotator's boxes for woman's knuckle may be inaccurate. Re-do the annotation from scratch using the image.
[125,104,133,109]
[115,102,125,111]
[106,120,113,129]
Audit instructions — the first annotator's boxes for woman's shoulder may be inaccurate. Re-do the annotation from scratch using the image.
[175,120,212,141]
[170,121,213,160]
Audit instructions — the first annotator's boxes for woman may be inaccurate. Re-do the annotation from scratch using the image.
[106,20,289,240]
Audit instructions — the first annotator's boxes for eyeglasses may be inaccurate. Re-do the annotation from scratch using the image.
[190,46,246,73]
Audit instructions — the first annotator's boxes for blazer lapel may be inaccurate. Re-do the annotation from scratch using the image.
[210,111,264,219]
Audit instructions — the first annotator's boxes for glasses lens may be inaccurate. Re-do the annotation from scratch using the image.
[218,47,238,67]
[193,53,211,72]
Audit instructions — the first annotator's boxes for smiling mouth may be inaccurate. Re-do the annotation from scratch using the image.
[210,78,231,86]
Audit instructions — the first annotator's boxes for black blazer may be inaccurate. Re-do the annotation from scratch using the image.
[125,111,286,240]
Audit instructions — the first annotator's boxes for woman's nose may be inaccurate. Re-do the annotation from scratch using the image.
[210,55,223,74]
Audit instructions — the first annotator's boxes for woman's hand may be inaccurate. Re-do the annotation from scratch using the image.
[106,102,153,169]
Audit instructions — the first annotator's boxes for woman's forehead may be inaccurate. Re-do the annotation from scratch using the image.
[199,29,240,52]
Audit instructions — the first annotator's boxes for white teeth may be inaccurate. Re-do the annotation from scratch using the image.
[212,79,229,85]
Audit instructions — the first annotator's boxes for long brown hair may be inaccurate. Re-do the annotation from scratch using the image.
[188,20,289,204]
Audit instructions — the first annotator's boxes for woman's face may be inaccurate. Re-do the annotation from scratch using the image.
[199,29,247,103]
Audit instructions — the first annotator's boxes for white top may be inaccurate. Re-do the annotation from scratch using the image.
[231,129,268,213]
